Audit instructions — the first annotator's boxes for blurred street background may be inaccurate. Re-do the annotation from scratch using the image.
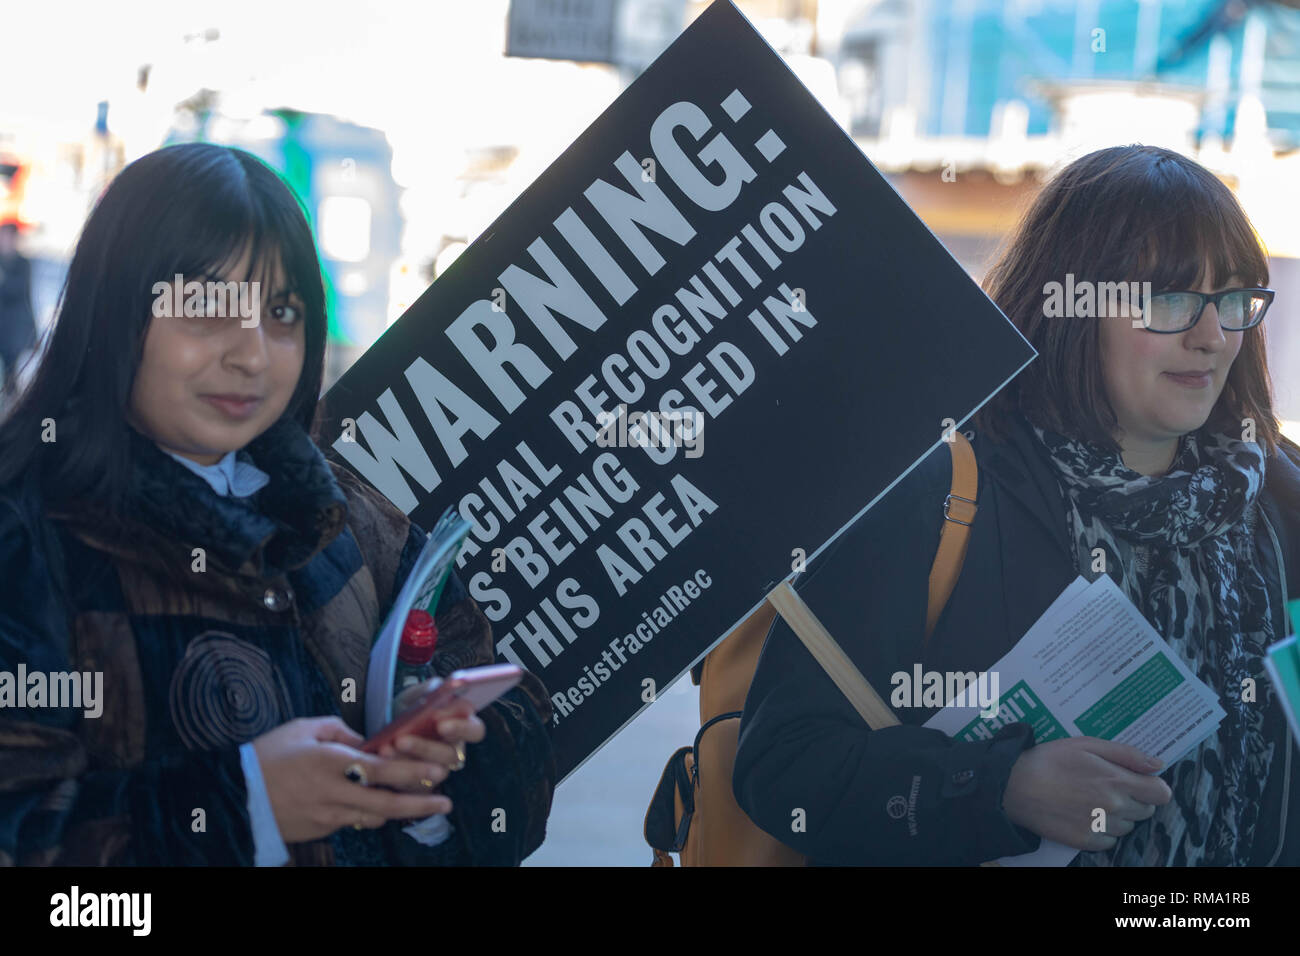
[4,0,1300,864]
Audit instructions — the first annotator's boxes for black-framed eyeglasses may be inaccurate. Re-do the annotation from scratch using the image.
[1138,287,1274,333]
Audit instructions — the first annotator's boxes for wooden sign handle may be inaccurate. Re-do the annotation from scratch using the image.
[767,581,898,729]
[765,580,1002,867]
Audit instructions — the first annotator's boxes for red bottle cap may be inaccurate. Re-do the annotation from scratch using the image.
[397,610,438,665]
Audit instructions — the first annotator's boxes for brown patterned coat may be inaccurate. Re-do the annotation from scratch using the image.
[0,417,555,865]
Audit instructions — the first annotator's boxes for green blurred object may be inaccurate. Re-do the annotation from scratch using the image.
[274,109,346,346]
[1263,598,1300,746]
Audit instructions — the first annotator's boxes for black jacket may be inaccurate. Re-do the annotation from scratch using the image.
[733,410,1300,866]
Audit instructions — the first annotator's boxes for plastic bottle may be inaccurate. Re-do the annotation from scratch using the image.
[395,609,438,693]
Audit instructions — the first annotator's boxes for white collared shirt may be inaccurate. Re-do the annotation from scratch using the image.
[161,447,270,498]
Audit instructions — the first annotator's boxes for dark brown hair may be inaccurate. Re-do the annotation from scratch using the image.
[0,143,329,508]
[974,144,1278,458]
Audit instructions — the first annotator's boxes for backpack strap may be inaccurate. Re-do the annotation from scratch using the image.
[766,442,991,862]
[766,431,980,730]
[924,432,978,651]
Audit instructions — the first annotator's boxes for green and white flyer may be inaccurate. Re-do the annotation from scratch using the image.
[924,572,1226,866]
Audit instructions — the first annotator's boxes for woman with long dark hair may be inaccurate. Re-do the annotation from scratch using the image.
[0,142,555,865]
[734,144,1300,866]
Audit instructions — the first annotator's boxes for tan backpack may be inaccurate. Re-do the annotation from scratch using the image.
[644,433,978,866]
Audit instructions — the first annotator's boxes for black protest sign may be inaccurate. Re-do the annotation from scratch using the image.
[318,0,1036,779]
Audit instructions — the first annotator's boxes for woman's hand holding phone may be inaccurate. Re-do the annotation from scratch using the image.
[251,716,454,843]
[252,667,507,842]
[359,664,518,782]
[372,679,487,793]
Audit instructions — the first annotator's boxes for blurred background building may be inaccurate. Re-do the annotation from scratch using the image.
[4,0,1298,401]
[2,0,1299,863]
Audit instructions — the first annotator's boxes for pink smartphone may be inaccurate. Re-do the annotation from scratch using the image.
[360,663,523,754]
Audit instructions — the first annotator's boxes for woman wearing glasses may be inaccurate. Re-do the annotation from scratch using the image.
[734,144,1300,866]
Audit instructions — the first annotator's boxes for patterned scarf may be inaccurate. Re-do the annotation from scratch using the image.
[1031,423,1275,866]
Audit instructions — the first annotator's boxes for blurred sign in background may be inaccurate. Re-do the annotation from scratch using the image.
[4,0,1300,863]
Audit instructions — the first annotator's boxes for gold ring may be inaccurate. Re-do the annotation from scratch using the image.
[344,762,368,787]
[449,742,467,772]
[420,778,435,790]
[353,813,365,830]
